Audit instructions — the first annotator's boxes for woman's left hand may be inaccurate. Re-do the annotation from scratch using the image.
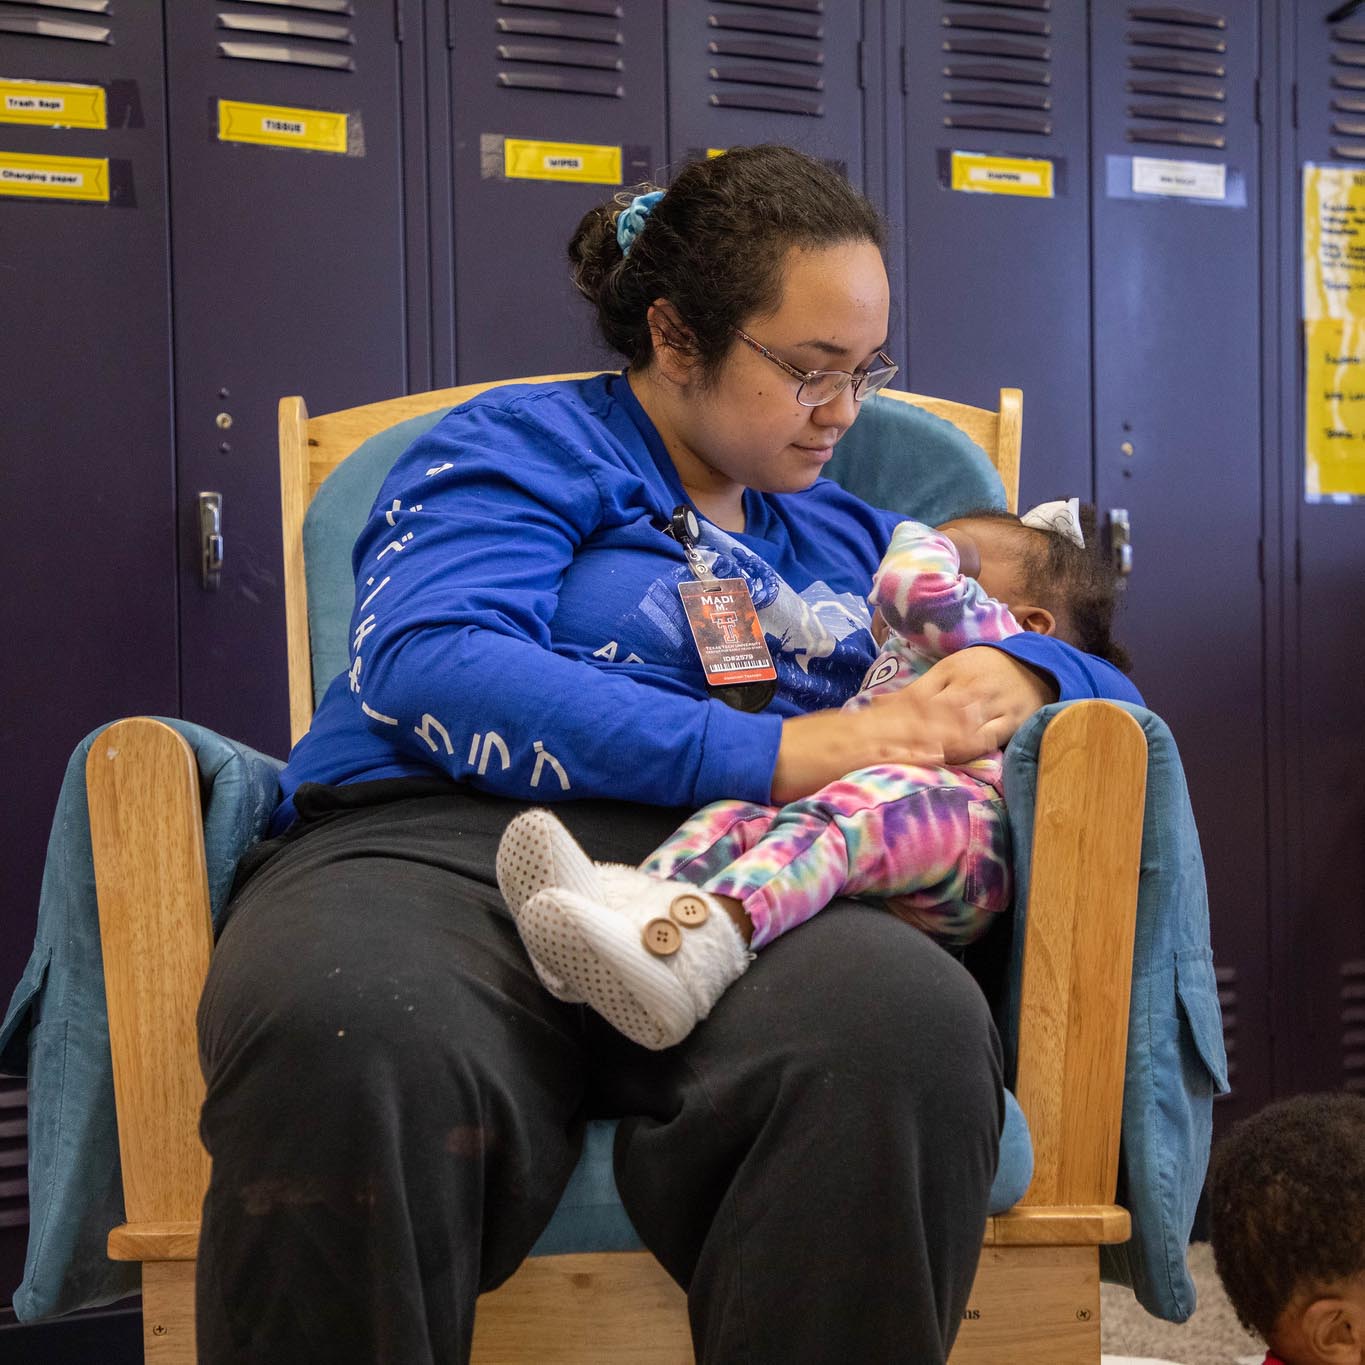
[906,647,1056,762]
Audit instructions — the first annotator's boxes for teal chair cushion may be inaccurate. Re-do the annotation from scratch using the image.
[1000,702,1230,1322]
[0,721,282,1321]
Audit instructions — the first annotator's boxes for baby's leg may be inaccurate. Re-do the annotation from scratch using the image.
[642,800,780,884]
[705,765,1008,950]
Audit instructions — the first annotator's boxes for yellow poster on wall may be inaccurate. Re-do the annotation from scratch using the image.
[1302,164,1365,498]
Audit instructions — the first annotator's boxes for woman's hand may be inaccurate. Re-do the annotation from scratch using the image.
[771,682,990,804]
[906,647,1056,758]
[769,647,1056,803]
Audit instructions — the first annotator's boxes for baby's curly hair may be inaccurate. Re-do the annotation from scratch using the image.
[955,505,1133,673]
[1207,1092,1365,1342]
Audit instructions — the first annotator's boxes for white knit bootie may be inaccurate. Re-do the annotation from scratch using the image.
[497,810,751,1050]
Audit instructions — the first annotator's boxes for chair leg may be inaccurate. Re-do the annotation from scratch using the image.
[949,1245,1100,1365]
[142,1261,197,1365]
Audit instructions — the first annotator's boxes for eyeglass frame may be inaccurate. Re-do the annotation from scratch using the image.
[730,326,900,407]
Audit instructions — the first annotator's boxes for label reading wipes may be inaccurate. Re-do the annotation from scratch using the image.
[218,100,348,154]
[503,138,622,185]
[950,151,1055,199]
[0,78,106,129]
[0,150,108,201]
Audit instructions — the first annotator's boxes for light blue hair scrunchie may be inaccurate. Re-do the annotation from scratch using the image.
[616,189,664,256]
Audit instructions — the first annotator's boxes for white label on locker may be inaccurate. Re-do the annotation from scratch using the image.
[1132,157,1226,201]
[0,151,108,200]
[0,78,106,129]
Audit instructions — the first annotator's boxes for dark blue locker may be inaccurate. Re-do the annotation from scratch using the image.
[899,0,1093,508]
[443,1,666,381]
[1287,8,1365,1100]
[166,2,420,757]
[0,0,176,1307]
[1091,1,1269,1117]
[664,0,870,185]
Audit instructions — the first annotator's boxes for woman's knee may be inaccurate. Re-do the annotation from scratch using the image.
[707,900,1002,1117]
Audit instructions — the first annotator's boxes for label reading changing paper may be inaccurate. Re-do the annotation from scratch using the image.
[0,150,108,201]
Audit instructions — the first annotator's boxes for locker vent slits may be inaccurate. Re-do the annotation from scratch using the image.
[1344,959,1365,1093]
[939,3,1054,137]
[0,0,110,12]
[0,1080,28,1233]
[1333,23,1365,159]
[217,4,355,70]
[1125,4,1228,150]
[494,0,626,99]
[1215,964,1238,1092]
[705,1,827,119]
[0,5,110,42]
[228,0,353,13]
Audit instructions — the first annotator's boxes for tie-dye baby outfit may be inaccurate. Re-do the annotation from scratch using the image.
[642,519,1022,951]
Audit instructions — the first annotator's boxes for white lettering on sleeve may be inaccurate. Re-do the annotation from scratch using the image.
[530,740,571,791]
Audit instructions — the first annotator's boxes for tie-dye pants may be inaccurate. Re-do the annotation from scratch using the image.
[641,763,1012,951]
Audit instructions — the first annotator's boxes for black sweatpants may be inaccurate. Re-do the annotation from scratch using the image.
[195,783,1003,1364]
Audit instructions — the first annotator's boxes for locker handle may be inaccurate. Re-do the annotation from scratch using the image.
[199,493,224,593]
[1108,510,1133,579]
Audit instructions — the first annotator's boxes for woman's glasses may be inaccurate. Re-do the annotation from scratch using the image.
[731,327,899,407]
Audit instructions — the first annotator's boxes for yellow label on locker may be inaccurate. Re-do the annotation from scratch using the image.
[707,148,726,158]
[950,151,1054,199]
[503,138,621,185]
[218,99,348,154]
[0,78,106,129]
[0,150,108,201]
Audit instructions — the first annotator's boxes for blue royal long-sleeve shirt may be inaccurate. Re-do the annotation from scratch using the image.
[276,374,1140,830]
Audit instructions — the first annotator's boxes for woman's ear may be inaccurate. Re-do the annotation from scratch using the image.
[1012,605,1057,637]
[646,299,697,384]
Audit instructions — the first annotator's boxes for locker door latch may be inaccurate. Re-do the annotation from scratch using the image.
[1107,508,1133,578]
[199,491,223,591]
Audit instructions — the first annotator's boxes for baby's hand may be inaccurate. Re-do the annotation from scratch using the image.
[937,524,981,579]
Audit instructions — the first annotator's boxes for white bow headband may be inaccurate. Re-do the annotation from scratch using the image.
[1019,497,1085,549]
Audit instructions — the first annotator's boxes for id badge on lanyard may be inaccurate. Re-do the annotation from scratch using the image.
[667,506,778,713]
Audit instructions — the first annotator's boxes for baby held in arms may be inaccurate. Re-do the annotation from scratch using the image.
[497,499,1131,1050]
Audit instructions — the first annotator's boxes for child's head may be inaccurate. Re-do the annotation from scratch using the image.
[1207,1092,1365,1365]
[936,506,1132,673]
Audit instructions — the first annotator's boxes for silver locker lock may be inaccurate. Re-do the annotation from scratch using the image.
[1107,508,1133,577]
[199,491,223,591]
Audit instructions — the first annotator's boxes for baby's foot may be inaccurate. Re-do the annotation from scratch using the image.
[496,808,606,915]
[518,867,750,1050]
